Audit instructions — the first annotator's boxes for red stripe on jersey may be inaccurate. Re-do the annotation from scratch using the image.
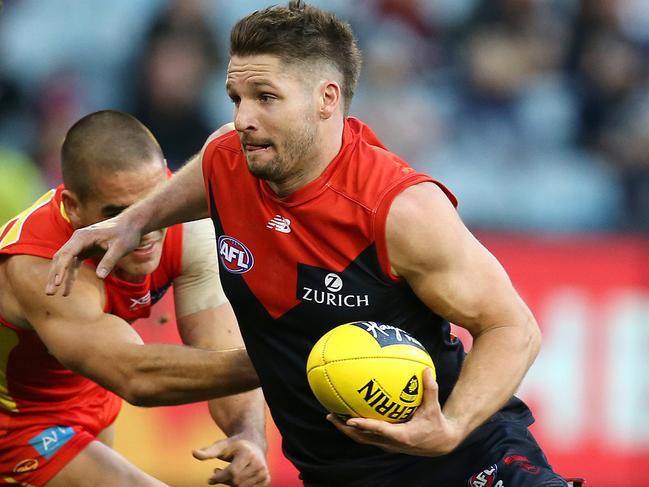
[202,117,457,318]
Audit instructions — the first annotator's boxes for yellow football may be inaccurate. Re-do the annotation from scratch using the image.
[306,321,435,423]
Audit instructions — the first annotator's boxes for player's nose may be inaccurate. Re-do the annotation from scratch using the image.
[234,100,258,132]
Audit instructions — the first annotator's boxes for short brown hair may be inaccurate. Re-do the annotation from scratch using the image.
[230,0,362,114]
[61,110,164,201]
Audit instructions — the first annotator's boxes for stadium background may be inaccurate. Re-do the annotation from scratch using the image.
[0,0,647,486]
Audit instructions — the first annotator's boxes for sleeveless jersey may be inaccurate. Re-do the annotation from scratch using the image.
[0,185,183,427]
[203,117,533,484]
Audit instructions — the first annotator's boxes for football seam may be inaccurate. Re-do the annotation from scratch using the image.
[319,332,363,418]
[322,363,363,418]
[320,356,433,368]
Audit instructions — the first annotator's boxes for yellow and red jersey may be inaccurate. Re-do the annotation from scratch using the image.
[0,184,183,422]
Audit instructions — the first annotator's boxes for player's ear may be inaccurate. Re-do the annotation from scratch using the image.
[60,189,83,228]
[318,80,341,120]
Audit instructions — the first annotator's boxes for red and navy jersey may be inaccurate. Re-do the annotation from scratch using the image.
[0,185,183,427]
[203,118,532,483]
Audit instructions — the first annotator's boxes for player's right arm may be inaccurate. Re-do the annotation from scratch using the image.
[46,123,235,295]
[329,182,540,456]
[10,254,258,406]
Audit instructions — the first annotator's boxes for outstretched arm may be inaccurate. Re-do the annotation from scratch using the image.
[46,123,235,296]
[172,219,270,486]
[12,255,258,406]
[179,306,269,487]
[330,182,541,456]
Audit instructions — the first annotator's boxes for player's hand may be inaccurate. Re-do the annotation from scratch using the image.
[193,435,271,486]
[46,215,142,296]
[326,368,463,456]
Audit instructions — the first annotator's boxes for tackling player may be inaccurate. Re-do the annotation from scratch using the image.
[0,111,269,486]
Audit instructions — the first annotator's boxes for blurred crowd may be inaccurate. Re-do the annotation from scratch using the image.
[0,0,647,232]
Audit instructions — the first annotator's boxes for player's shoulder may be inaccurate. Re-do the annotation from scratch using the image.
[201,125,246,181]
[0,188,70,259]
[175,218,216,278]
[389,182,457,220]
[328,118,422,209]
[344,118,414,177]
[180,218,215,240]
[0,254,53,329]
[4,253,101,303]
[203,123,239,154]
[3,253,49,285]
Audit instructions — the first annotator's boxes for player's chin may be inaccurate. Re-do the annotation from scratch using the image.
[246,155,279,178]
[118,248,163,276]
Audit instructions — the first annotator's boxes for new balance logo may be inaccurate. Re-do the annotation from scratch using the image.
[266,215,291,233]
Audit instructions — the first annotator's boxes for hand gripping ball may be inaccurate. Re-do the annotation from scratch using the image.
[306,321,435,423]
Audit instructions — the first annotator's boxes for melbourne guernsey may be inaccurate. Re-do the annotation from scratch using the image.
[202,118,534,484]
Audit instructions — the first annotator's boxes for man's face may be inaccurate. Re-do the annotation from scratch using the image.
[73,161,168,278]
[226,54,319,183]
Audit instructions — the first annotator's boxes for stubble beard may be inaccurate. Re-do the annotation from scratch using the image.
[245,118,318,183]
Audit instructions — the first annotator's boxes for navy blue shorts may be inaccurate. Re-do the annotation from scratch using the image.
[305,421,567,487]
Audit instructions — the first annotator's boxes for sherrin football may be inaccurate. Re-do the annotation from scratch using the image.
[306,321,435,423]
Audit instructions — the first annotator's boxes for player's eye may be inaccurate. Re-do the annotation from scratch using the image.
[102,206,128,218]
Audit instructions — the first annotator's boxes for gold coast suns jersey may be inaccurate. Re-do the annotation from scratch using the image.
[202,118,531,484]
[0,186,183,426]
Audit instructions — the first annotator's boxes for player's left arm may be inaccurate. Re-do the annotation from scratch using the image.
[330,182,541,456]
[173,219,269,486]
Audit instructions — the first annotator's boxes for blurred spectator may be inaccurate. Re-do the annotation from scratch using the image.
[352,21,447,164]
[0,74,35,152]
[373,0,438,39]
[0,146,47,225]
[569,0,646,147]
[0,0,162,109]
[413,0,624,232]
[131,0,221,170]
[565,0,649,230]
[457,0,573,140]
[0,0,645,233]
[31,71,87,187]
[599,92,649,231]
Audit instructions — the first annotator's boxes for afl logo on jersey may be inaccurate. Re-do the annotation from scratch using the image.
[468,465,499,487]
[218,235,254,274]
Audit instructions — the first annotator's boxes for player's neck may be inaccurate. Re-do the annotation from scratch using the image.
[113,268,146,283]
